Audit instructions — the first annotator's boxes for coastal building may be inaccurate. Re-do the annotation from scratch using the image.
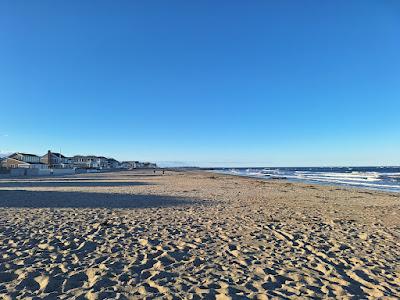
[120,161,139,169]
[107,158,120,169]
[96,156,109,169]
[0,156,7,171]
[135,162,144,168]
[0,151,154,171]
[143,162,157,168]
[120,161,129,169]
[9,152,41,164]
[72,155,109,169]
[73,155,95,169]
[120,161,157,169]
[1,157,31,169]
[40,150,73,168]
[2,153,48,169]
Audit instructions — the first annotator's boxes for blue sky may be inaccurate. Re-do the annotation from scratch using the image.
[0,1,399,167]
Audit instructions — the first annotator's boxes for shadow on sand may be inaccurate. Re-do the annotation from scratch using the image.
[0,190,200,208]
[0,181,151,188]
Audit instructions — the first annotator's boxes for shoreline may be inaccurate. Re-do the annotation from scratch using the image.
[208,168,400,194]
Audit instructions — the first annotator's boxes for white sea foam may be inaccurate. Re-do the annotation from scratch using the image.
[295,171,381,182]
[213,168,400,192]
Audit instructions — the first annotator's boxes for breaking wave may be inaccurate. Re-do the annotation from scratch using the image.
[212,167,400,192]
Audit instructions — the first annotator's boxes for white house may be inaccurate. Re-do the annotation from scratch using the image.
[3,153,48,169]
[72,155,109,169]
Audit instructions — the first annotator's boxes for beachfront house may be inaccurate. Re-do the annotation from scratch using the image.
[1,157,31,169]
[96,156,109,169]
[72,155,109,169]
[143,162,157,168]
[121,161,138,169]
[107,158,120,169]
[40,150,73,168]
[2,153,48,169]
[9,152,41,163]
[73,155,95,169]
[134,161,143,168]
[0,156,6,170]
[120,161,157,169]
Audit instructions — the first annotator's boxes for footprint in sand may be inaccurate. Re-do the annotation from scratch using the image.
[34,275,49,291]
[139,238,149,246]
[86,268,101,288]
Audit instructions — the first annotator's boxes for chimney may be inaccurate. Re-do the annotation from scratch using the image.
[47,150,52,167]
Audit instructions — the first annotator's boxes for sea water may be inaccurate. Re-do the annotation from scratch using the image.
[211,167,400,193]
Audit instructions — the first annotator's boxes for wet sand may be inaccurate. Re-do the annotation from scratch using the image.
[0,170,399,299]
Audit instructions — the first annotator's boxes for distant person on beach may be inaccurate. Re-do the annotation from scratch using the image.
[153,169,156,174]
[162,170,165,175]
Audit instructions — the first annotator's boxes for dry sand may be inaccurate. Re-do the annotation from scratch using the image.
[0,170,399,299]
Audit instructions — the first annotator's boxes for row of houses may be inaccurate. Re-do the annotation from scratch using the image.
[120,161,157,169]
[0,151,157,170]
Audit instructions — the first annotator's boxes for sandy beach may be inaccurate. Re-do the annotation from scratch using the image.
[0,170,399,299]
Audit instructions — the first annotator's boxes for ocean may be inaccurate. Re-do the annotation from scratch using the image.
[211,167,400,193]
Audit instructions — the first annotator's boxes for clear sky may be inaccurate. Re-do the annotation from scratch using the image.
[0,1,399,167]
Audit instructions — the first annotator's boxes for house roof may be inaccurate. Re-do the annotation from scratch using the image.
[12,152,40,158]
[72,155,117,161]
[2,158,31,165]
[51,152,66,158]
[73,155,100,159]
[41,152,68,159]
[107,158,119,162]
